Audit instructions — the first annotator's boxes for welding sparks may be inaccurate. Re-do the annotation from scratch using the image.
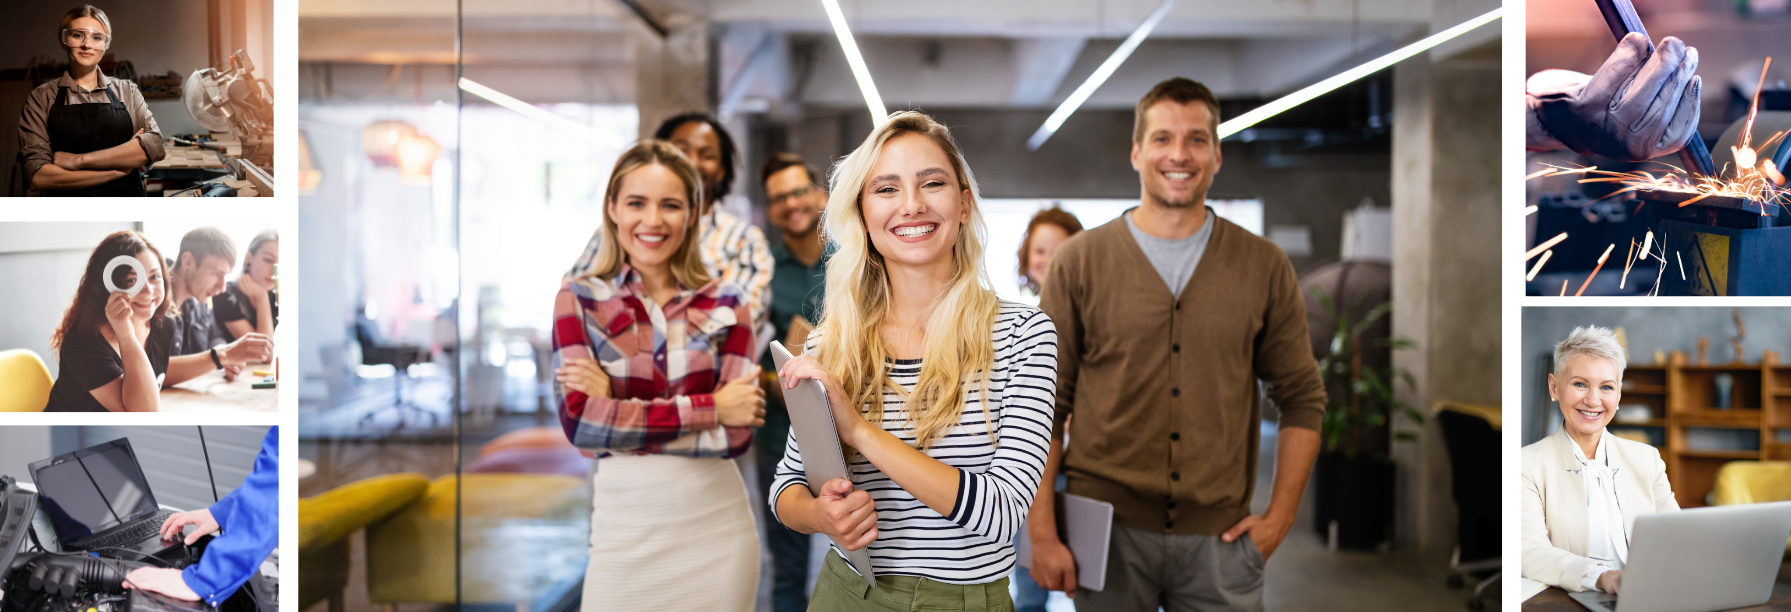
[1560,279,1569,296]
[1527,233,1568,260]
[1525,205,1538,216]
[1527,250,1553,282]
[1677,251,1686,281]
[1575,244,1615,297]
[1640,231,1653,261]
[1620,240,1636,289]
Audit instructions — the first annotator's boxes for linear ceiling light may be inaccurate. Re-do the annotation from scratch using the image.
[458,78,625,148]
[821,0,886,125]
[1027,0,1176,150]
[1217,7,1502,139]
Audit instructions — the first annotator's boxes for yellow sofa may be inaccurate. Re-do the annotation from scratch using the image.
[298,473,430,612]
[0,349,52,412]
[1710,461,1791,552]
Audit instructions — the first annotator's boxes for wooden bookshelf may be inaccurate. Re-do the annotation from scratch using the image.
[1654,351,1780,508]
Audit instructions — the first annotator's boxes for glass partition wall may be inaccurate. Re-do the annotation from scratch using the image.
[298,2,627,611]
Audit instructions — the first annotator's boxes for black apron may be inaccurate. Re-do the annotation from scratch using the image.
[45,82,146,197]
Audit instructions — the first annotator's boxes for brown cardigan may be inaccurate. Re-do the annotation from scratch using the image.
[1040,210,1326,536]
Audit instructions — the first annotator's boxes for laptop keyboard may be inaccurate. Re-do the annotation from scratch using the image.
[1598,599,1618,611]
[84,512,169,551]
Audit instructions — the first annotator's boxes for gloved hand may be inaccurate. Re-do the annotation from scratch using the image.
[1529,33,1701,161]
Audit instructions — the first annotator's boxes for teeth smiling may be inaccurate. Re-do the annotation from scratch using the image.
[637,235,666,243]
[1577,409,1602,419]
[893,224,937,238]
[1165,172,1192,180]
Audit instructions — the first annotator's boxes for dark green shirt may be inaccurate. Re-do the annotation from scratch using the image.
[762,238,829,368]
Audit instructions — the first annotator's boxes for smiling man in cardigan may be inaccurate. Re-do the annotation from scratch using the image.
[1027,77,1328,611]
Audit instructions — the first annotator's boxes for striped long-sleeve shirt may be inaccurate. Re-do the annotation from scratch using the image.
[769,302,1058,584]
[551,265,756,458]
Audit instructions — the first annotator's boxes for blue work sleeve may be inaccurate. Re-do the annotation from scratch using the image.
[181,427,279,607]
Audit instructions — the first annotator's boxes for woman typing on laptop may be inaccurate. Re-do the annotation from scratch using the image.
[550,141,765,611]
[770,112,1058,611]
[1522,326,1679,595]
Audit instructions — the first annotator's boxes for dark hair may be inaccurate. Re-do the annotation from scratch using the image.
[177,227,236,272]
[760,152,820,192]
[1017,207,1083,294]
[52,231,170,355]
[654,113,737,201]
[1134,77,1222,143]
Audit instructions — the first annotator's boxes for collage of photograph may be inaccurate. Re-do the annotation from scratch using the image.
[0,0,1787,611]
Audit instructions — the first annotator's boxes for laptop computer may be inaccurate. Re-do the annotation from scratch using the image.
[27,438,180,560]
[1569,501,1791,612]
[769,341,877,588]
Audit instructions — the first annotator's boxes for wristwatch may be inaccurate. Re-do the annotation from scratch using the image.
[210,347,223,370]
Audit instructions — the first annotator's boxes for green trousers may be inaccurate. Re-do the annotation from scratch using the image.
[808,550,1014,612]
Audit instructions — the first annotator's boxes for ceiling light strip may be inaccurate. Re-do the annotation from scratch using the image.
[821,0,887,125]
[1027,0,1177,150]
[458,78,625,148]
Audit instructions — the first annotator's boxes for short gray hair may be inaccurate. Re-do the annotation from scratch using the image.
[1554,325,1626,380]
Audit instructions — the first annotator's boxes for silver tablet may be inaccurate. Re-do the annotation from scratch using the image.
[770,341,877,588]
[1016,492,1113,591]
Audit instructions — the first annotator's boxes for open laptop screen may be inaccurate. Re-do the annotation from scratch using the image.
[30,439,159,544]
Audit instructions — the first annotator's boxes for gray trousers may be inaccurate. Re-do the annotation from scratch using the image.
[1074,524,1265,612]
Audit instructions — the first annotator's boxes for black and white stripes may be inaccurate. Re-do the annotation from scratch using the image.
[769,302,1058,585]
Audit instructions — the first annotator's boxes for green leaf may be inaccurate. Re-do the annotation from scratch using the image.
[1394,431,1418,442]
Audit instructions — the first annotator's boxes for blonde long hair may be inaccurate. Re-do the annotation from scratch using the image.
[582,140,711,289]
[815,111,999,451]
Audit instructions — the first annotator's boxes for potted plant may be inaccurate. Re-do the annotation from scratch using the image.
[1306,284,1421,550]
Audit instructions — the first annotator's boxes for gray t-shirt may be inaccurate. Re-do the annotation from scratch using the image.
[1125,207,1215,299]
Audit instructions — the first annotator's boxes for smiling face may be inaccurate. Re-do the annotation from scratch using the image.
[1131,100,1222,209]
[123,251,165,320]
[766,165,822,237]
[1024,223,1070,288]
[1550,354,1622,440]
[607,162,693,272]
[859,132,972,272]
[247,241,278,287]
[64,16,107,68]
[668,121,724,203]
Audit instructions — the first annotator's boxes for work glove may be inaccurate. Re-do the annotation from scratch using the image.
[1529,33,1701,161]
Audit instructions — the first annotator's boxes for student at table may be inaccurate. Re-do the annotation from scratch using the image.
[214,230,277,343]
[166,228,236,356]
[45,231,273,412]
[19,5,166,196]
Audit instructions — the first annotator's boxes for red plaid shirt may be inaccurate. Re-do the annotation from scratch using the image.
[552,265,755,458]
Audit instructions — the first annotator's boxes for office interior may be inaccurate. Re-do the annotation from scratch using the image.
[1521,306,1791,600]
[1523,0,1791,296]
[0,220,281,389]
[295,0,1500,610]
[0,0,276,197]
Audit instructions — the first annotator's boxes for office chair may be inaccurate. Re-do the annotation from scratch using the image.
[1438,403,1501,611]
[0,349,52,412]
[355,313,437,429]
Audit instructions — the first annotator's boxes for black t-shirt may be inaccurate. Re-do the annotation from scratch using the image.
[171,296,215,356]
[213,281,277,343]
[45,321,174,412]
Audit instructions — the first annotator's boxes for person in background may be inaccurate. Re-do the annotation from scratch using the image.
[46,231,272,412]
[756,151,830,612]
[1522,326,1678,595]
[126,426,280,609]
[164,228,235,358]
[771,111,1058,611]
[567,114,774,334]
[214,230,277,343]
[1010,206,1081,612]
[19,5,166,196]
[551,140,766,611]
[1029,77,1327,611]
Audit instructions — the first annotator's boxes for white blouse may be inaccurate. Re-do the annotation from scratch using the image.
[1572,429,1628,590]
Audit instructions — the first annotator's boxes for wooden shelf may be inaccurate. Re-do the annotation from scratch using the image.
[1625,385,1667,394]
[1651,354,1779,507]
[1673,409,1762,428]
[1612,418,1667,428]
[1677,449,1762,460]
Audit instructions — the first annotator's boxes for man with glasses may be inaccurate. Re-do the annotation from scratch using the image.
[755,152,829,612]
[19,6,166,196]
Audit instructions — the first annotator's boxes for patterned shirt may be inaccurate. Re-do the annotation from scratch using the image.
[769,302,1059,584]
[566,208,774,333]
[552,265,757,458]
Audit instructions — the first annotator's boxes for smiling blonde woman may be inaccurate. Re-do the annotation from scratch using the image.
[770,112,1058,611]
[1521,325,1679,596]
[19,5,167,196]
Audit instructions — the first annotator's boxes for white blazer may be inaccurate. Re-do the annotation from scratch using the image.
[1521,427,1679,591]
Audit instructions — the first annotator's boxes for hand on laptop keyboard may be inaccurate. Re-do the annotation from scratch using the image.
[1596,570,1623,595]
[158,509,218,545]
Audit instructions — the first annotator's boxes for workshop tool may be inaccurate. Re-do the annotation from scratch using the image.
[182,50,273,170]
[1594,0,1719,179]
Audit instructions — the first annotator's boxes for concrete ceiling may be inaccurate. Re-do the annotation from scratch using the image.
[298,0,1499,107]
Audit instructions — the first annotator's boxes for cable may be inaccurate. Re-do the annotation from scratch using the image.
[83,548,171,568]
[196,428,219,504]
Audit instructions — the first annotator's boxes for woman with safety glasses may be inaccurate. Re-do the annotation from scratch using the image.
[18,5,166,196]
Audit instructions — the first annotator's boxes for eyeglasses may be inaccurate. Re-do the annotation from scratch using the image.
[768,185,817,206]
[62,28,110,48]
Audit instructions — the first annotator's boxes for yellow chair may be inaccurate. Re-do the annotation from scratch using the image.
[1710,461,1791,552]
[298,473,430,612]
[0,349,52,412]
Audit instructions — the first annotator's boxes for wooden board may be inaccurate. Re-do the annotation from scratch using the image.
[159,364,279,412]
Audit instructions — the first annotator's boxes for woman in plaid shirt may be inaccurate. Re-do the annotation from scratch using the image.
[551,140,767,611]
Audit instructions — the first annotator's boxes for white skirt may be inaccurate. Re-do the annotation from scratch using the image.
[581,453,760,611]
